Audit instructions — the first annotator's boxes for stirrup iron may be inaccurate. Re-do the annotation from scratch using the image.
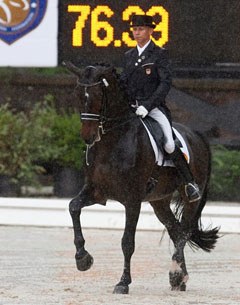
[185,182,201,203]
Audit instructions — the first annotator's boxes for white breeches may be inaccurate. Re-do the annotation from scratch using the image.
[148,108,175,154]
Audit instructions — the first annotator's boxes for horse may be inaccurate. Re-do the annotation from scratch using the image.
[64,61,219,294]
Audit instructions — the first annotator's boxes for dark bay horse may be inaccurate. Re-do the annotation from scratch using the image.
[65,61,219,294]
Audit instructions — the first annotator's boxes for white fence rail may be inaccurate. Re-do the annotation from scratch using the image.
[0,197,239,233]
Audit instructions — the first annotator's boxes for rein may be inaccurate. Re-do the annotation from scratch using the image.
[100,113,137,134]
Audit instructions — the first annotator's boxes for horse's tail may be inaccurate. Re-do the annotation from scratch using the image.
[188,192,220,252]
[187,131,220,252]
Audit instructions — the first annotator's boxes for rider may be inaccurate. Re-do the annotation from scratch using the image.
[120,14,201,202]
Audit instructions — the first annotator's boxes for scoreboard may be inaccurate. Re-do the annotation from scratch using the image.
[58,0,240,67]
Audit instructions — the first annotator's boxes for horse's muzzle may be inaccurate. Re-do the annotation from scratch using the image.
[81,126,101,146]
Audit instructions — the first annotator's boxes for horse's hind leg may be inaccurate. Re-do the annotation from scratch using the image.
[150,198,189,291]
[113,202,141,294]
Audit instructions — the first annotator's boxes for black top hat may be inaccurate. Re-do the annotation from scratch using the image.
[130,15,156,29]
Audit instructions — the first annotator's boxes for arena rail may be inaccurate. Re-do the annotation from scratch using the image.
[0,197,239,233]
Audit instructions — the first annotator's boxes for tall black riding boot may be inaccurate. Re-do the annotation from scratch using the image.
[169,146,201,202]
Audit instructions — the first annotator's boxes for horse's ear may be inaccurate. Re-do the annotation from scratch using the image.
[62,61,83,78]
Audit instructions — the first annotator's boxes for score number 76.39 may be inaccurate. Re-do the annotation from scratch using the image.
[68,5,169,48]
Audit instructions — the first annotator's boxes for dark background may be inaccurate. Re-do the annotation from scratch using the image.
[58,0,240,68]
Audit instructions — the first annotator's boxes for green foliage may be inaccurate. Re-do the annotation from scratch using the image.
[26,99,59,163]
[0,98,85,188]
[210,145,240,201]
[51,112,85,169]
[35,98,85,169]
[0,104,44,185]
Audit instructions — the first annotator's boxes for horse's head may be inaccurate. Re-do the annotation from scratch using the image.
[64,61,119,146]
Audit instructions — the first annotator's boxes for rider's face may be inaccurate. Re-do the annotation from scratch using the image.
[132,26,154,47]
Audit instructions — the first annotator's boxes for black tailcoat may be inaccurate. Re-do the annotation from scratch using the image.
[120,40,172,121]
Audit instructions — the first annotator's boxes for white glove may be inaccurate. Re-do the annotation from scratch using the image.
[135,106,148,118]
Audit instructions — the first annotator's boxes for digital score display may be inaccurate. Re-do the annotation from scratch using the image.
[58,1,240,68]
[67,5,168,48]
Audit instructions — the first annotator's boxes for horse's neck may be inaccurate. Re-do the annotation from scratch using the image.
[95,116,149,174]
[107,85,130,119]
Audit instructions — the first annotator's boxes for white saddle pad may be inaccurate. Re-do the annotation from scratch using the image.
[142,121,190,166]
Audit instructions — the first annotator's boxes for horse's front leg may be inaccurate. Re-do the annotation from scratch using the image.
[69,185,96,271]
[113,203,141,295]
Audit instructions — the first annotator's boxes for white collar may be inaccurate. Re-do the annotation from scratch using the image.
[137,40,151,56]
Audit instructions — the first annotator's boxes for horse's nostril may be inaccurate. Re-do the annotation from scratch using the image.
[85,139,92,145]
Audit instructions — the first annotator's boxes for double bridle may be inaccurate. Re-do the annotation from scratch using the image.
[77,76,109,133]
[76,76,110,165]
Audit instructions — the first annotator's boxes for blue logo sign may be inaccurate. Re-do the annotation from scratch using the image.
[0,0,47,44]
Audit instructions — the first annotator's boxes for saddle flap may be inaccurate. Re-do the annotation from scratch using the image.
[141,118,190,166]
[142,116,164,155]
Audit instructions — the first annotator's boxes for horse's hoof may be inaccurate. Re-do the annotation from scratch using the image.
[171,282,186,291]
[76,252,94,271]
[169,271,186,291]
[179,283,186,291]
[113,284,129,294]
